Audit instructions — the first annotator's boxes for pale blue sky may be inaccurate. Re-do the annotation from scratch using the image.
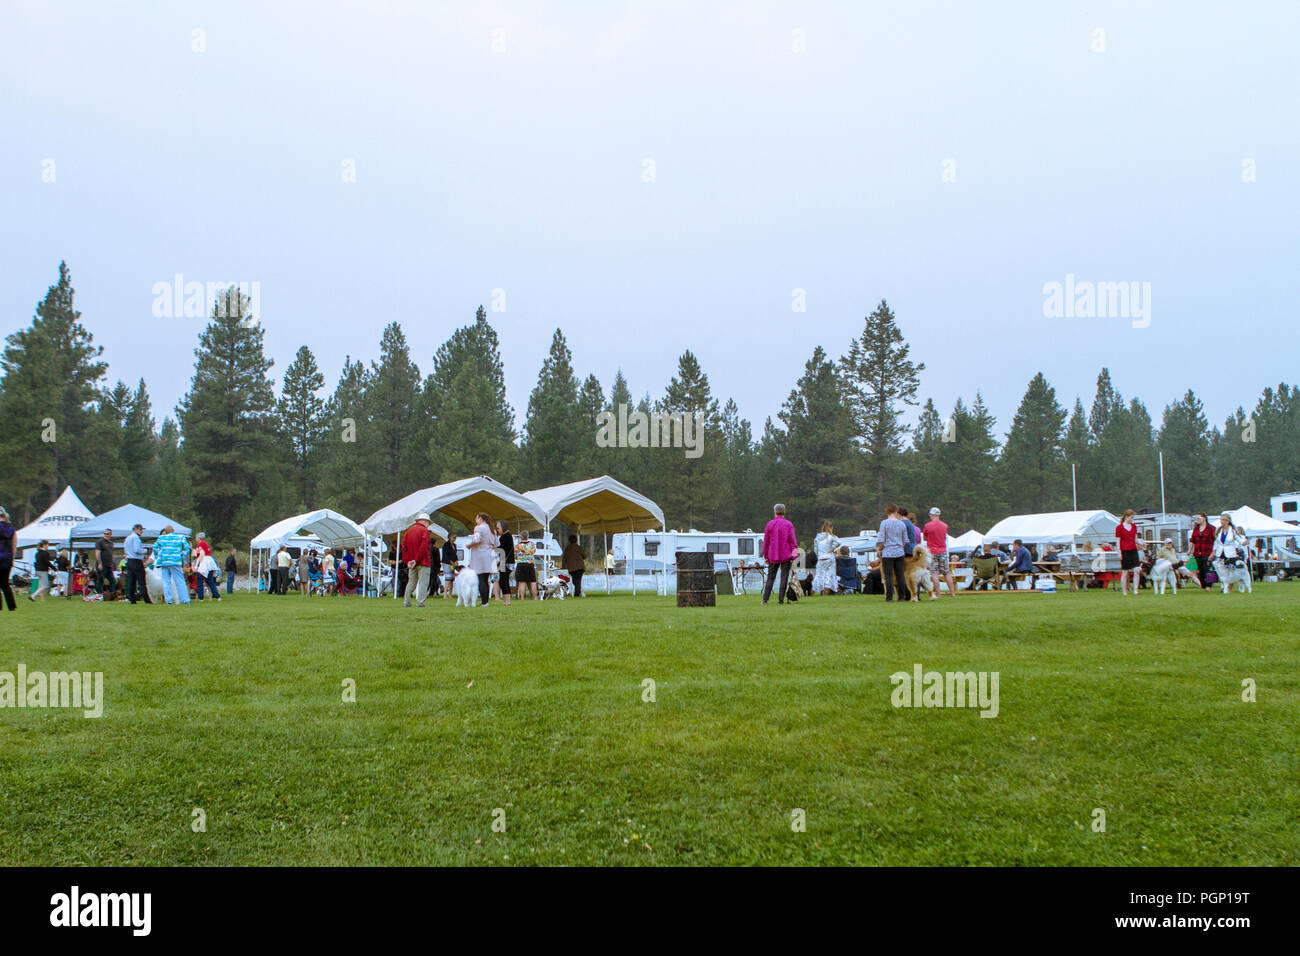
[3,0,1296,440]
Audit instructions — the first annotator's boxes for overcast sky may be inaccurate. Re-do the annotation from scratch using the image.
[3,0,1296,443]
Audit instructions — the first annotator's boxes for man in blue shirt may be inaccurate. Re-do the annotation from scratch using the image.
[900,509,919,558]
[153,524,191,605]
[1001,539,1035,589]
[123,522,151,604]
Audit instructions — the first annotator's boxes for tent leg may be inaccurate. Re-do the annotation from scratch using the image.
[394,530,401,600]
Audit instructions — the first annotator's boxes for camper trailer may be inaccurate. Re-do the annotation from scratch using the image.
[611,530,765,574]
[1270,492,1300,526]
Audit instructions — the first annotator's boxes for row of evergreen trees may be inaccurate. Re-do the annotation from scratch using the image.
[1,263,1295,549]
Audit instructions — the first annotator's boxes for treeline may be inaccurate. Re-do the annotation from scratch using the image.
[1,262,1296,549]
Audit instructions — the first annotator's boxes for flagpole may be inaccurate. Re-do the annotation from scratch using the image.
[1072,463,1077,511]
[1159,451,1167,514]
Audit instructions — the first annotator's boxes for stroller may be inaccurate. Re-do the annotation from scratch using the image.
[541,570,572,600]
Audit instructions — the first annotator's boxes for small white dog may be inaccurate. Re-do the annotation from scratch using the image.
[1213,557,1252,594]
[1149,545,1179,596]
[453,567,480,606]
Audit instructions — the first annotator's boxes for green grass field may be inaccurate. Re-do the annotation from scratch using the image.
[2,584,1296,866]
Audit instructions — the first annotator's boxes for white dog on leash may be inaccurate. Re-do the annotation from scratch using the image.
[1213,557,1252,594]
[1149,544,1179,595]
[453,567,480,606]
[541,571,570,600]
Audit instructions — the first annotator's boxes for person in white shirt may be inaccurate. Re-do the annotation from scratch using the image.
[1212,514,1249,567]
[195,551,222,601]
[811,520,843,595]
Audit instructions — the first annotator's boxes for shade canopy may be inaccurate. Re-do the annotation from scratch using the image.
[983,510,1120,546]
[250,508,420,551]
[950,530,985,551]
[1218,505,1300,539]
[14,485,95,549]
[522,475,664,533]
[68,504,191,545]
[362,475,545,536]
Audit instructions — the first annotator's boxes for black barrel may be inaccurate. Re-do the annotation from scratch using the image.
[676,551,716,607]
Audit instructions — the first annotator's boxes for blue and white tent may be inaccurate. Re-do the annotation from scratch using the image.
[67,504,191,546]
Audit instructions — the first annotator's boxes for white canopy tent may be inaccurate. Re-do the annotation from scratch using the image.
[983,510,1121,547]
[14,485,95,551]
[1218,505,1300,540]
[522,476,665,595]
[250,508,409,594]
[362,476,546,598]
[950,530,984,552]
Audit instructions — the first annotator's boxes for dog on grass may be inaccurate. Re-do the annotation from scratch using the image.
[1149,544,1179,595]
[541,571,571,600]
[453,567,479,606]
[904,544,934,602]
[1212,557,1252,594]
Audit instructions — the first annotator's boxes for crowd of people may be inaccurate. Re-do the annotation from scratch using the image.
[758,503,1269,604]
[389,513,590,608]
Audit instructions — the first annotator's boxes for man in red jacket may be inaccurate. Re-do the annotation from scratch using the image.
[401,512,433,607]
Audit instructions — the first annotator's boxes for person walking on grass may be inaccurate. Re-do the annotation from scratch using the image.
[94,528,116,597]
[466,512,499,607]
[1188,513,1213,590]
[30,541,54,602]
[400,513,434,607]
[496,520,514,607]
[441,532,458,598]
[123,522,151,604]
[877,505,910,602]
[0,507,16,611]
[225,548,238,595]
[562,535,587,597]
[195,548,222,601]
[761,503,798,605]
[923,508,956,599]
[811,520,843,595]
[154,525,190,605]
[1115,509,1141,595]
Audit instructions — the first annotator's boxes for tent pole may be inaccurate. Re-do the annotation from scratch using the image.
[604,531,609,594]
[394,529,401,600]
[630,517,636,596]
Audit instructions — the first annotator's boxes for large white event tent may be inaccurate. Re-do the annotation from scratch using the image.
[983,510,1121,548]
[1219,505,1300,540]
[362,476,546,598]
[950,530,985,552]
[522,475,665,594]
[14,485,95,552]
[249,508,413,594]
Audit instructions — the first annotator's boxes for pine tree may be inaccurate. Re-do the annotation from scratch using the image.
[121,379,159,501]
[176,286,277,542]
[426,306,517,483]
[839,299,924,514]
[0,262,108,518]
[317,356,373,518]
[1062,398,1091,509]
[999,373,1068,513]
[1157,390,1213,513]
[777,346,860,536]
[655,351,723,529]
[365,323,424,491]
[277,345,328,508]
[521,329,584,488]
[576,373,606,478]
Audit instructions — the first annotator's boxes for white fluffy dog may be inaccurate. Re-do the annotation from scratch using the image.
[453,567,480,606]
[1213,557,1252,594]
[1149,546,1179,595]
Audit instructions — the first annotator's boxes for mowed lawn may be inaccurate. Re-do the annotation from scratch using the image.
[1,583,1297,866]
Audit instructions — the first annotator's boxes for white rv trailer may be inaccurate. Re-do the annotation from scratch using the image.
[1271,492,1300,526]
[611,529,765,573]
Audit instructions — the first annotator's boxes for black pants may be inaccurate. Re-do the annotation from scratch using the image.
[0,560,14,611]
[97,564,116,595]
[1194,557,1211,588]
[275,567,289,594]
[883,556,907,601]
[125,558,150,604]
[762,560,791,603]
[571,569,584,596]
[477,572,491,606]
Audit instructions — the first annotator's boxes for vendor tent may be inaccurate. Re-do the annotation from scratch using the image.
[68,504,190,545]
[15,485,95,549]
[950,530,984,551]
[251,508,428,550]
[983,510,1120,547]
[1219,505,1300,539]
[522,476,664,533]
[523,476,665,595]
[362,475,545,535]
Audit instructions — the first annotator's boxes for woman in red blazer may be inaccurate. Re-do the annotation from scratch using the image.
[1115,509,1141,595]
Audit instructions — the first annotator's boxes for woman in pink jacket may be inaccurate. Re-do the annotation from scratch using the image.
[761,503,798,605]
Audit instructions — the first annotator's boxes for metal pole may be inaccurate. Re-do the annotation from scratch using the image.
[630,517,636,596]
[1159,451,1167,515]
[1072,463,1077,511]
[394,529,401,600]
